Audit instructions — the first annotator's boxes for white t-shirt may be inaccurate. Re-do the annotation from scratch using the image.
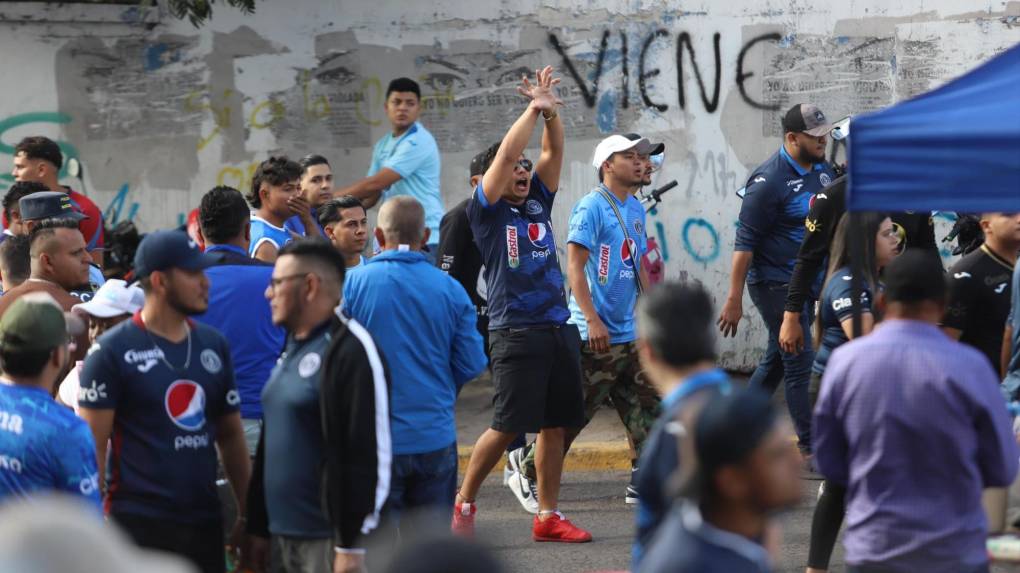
[57,361,84,415]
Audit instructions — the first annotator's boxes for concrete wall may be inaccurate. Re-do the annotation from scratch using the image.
[1,1,1017,369]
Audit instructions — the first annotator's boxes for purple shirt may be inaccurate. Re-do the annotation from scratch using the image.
[814,319,1018,572]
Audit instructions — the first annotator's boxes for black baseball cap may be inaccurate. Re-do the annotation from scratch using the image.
[133,229,222,279]
[782,104,834,137]
[882,249,948,303]
[624,132,665,156]
[19,191,87,222]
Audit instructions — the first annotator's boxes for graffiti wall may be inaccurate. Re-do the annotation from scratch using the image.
[0,1,1016,369]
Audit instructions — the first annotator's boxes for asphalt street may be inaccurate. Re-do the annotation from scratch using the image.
[458,471,1020,573]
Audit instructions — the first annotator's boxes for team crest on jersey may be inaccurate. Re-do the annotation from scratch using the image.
[633,220,643,236]
[165,380,206,431]
[597,244,611,285]
[200,349,222,374]
[525,200,543,215]
[620,238,637,268]
[505,225,519,268]
[298,352,322,378]
[819,173,831,187]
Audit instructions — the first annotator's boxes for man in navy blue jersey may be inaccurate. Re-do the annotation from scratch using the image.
[194,186,286,455]
[718,103,836,457]
[79,230,252,573]
[452,66,591,543]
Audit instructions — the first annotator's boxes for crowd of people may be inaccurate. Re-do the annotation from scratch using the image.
[0,62,1017,573]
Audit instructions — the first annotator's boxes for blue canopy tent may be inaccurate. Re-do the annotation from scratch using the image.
[848,42,1020,212]
[844,42,1020,336]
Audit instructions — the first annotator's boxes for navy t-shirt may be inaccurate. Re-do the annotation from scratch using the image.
[735,147,835,288]
[813,266,873,376]
[466,173,569,330]
[78,313,239,522]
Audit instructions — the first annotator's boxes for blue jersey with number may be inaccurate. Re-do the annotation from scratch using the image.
[466,173,569,330]
[567,187,647,343]
[78,313,239,522]
[0,383,100,508]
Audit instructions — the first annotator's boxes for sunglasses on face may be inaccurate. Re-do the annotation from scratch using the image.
[516,159,533,172]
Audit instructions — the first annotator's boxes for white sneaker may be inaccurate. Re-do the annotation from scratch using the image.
[506,447,539,514]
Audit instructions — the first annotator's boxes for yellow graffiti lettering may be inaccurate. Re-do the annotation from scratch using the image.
[215,162,259,189]
[249,99,286,130]
[355,77,383,126]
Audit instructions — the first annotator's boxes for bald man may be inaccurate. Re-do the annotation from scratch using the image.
[342,196,486,544]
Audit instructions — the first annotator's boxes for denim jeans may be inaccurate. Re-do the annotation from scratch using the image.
[380,442,458,529]
[747,281,815,451]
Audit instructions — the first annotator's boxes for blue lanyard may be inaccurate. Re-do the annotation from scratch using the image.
[664,368,732,410]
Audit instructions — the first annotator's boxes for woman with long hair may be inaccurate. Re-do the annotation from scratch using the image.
[806,211,900,573]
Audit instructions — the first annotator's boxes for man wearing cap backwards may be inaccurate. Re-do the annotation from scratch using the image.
[718,103,837,459]
[639,389,802,573]
[504,134,661,514]
[453,66,592,543]
[56,279,144,415]
[0,218,92,360]
[814,251,1018,573]
[0,293,100,508]
[10,136,105,266]
[77,230,251,573]
[18,191,105,299]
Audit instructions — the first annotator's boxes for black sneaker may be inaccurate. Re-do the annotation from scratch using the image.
[625,466,639,504]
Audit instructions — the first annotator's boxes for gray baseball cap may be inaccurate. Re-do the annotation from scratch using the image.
[782,103,834,137]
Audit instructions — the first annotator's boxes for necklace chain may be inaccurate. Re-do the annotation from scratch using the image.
[142,318,192,372]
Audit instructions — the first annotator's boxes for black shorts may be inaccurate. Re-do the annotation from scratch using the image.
[113,512,225,573]
[488,324,585,433]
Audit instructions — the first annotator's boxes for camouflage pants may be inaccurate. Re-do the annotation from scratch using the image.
[520,341,661,477]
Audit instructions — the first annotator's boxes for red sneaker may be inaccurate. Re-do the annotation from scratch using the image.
[532,512,592,543]
[451,501,476,538]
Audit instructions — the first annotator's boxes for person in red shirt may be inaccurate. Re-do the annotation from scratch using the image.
[10,136,105,266]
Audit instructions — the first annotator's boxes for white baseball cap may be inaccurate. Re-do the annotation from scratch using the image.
[73,279,145,318]
[592,135,654,172]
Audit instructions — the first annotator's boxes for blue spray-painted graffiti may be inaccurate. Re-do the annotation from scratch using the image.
[681,217,720,264]
[654,220,670,262]
[104,184,140,225]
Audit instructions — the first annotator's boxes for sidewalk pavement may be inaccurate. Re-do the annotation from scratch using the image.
[455,373,632,474]
[455,371,756,473]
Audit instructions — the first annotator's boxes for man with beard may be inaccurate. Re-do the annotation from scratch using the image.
[717,104,836,459]
[78,230,252,573]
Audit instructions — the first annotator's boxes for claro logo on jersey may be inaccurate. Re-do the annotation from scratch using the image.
[505,225,519,268]
[597,244,611,285]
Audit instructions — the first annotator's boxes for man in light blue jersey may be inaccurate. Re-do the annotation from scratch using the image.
[0,293,99,508]
[335,78,442,257]
[505,135,661,512]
